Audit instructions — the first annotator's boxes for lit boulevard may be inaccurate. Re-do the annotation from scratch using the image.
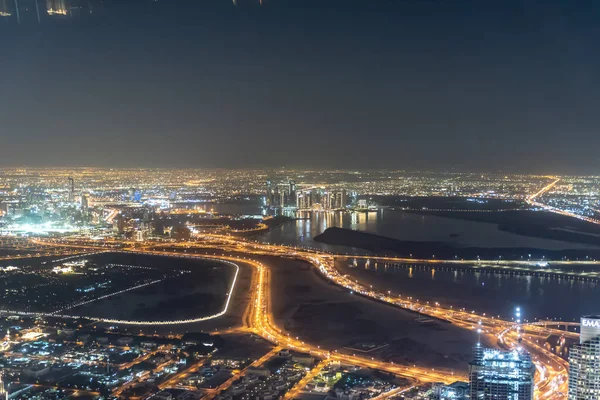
[17,235,579,398]
[527,177,600,225]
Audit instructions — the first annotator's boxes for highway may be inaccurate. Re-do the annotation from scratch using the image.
[21,237,575,398]
[526,177,600,225]
[242,256,464,384]
[304,253,569,398]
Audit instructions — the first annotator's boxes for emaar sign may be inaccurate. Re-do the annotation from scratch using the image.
[582,318,600,328]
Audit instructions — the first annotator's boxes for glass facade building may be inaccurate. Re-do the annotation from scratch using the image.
[568,316,600,399]
[469,345,535,400]
[431,381,469,400]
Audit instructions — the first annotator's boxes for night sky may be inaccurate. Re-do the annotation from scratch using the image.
[2,0,600,173]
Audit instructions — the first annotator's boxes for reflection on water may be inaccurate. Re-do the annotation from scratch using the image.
[2,0,95,24]
[260,209,597,252]
[342,260,599,321]
[1,0,273,25]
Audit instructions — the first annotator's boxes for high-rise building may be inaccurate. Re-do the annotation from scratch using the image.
[141,209,153,234]
[0,371,7,400]
[135,230,146,242]
[114,213,125,234]
[323,191,333,210]
[80,194,88,214]
[296,190,312,210]
[265,180,273,207]
[272,185,280,207]
[323,190,347,210]
[469,345,535,400]
[279,189,287,208]
[568,315,600,399]
[334,190,346,209]
[68,177,75,202]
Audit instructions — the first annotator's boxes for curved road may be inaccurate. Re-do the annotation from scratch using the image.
[19,237,573,398]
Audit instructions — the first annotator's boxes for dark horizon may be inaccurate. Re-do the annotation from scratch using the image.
[2,0,600,174]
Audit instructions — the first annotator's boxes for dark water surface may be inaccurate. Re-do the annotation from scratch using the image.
[260,210,598,252]
[339,259,599,322]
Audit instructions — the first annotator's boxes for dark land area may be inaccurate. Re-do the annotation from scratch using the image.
[401,209,600,246]
[369,196,526,211]
[61,253,236,321]
[95,248,257,335]
[269,257,491,373]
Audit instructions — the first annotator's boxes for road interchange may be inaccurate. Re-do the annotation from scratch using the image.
[8,236,583,398]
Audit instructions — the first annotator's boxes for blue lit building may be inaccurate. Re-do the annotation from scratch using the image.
[469,345,535,400]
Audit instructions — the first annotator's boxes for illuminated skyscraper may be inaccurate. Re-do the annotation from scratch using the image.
[279,188,286,208]
[80,194,88,214]
[469,345,534,400]
[265,180,273,207]
[323,190,347,210]
[568,316,600,399]
[334,190,346,209]
[0,371,7,400]
[296,190,312,210]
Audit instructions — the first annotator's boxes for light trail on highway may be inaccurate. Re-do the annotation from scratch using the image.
[21,237,576,398]
[245,257,464,384]
[526,177,600,225]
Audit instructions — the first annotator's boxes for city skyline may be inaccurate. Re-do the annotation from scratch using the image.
[0,166,597,399]
[3,1,600,398]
